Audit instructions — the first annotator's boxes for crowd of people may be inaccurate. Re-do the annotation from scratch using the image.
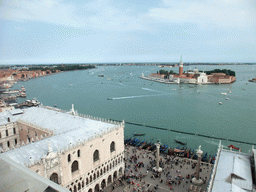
[120,144,211,192]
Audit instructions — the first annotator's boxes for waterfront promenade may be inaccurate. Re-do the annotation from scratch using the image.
[104,145,212,192]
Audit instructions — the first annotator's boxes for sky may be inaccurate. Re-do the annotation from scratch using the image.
[0,0,255,64]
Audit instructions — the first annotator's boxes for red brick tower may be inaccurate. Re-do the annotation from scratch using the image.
[179,55,183,75]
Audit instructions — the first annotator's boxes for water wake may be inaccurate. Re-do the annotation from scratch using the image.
[141,87,163,93]
[112,94,166,100]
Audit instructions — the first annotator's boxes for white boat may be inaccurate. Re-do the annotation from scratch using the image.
[225,98,230,100]
[221,92,227,95]
[228,90,232,93]
[219,102,223,105]
[21,86,26,92]
[19,92,26,97]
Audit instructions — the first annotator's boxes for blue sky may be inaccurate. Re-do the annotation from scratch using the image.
[0,0,255,64]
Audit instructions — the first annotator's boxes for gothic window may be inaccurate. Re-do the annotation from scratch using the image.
[13,128,16,134]
[93,150,99,162]
[78,183,81,190]
[104,167,106,173]
[50,173,59,184]
[110,141,115,152]
[7,141,10,148]
[100,169,103,176]
[71,161,79,173]
[90,175,92,183]
[82,181,84,188]
[6,130,8,137]
[15,139,17,145]
[68,154,71,162]
[86,178,89,185]
[97,171,99,178]
[77,150,80,157]
[93,173,96,180]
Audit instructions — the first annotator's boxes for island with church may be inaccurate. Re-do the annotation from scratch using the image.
[141,56,236,84]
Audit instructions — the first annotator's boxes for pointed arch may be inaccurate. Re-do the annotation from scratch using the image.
[110,141,115,152]
[71,161,79,173]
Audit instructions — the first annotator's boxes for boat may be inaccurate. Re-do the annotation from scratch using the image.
[174,139,187,145]
[19,92,26,97]
[54,104,57,107]
[228,145,240,150]
[98,74,104,77]
[133,133,146,136]
[107,98,112,100]
[219,102,223,105]
[21,86,26,92]
[221,92,227,95]
[228,90,232,93]
[225,98,230,100]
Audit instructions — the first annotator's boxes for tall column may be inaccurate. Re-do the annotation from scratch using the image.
[192,145,203,185]
[156,143,160,169]
[153,141,162,172]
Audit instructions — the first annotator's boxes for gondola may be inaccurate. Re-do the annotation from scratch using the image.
[174,139,187,145]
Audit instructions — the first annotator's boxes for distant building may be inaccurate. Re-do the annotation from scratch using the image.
[0,106,125,192]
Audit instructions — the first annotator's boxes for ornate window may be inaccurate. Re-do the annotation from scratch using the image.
[78,183,81,190]
[13,128,16,134]
[68,154,71,162]
[7,141,10,148]
[71,161,79,173]
[110,141,115,152]
[93,150,99,162]
[15,139,17,145]
[77,150,80,157]
[6,130,8,137]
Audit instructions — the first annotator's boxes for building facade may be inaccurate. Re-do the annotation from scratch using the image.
[0,106,125,192]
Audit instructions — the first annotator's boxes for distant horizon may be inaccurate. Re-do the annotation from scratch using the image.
[1,61,256,66]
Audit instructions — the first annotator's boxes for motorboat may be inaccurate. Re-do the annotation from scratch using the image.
[219,102,223,105]
[225,98,230,100]
[221,92,227,95]
[107,98,112,100]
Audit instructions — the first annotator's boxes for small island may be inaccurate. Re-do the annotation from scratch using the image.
[141,57,236,84]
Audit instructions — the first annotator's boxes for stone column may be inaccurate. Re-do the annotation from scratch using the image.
[153,142,162,172]
[192,145,203,185]
[156,143,160,169]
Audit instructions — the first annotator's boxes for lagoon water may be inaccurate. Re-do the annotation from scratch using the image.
[13,65,256,156]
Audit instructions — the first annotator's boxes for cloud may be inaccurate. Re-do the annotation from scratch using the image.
[147,0,255,29]
[0,0,146,31]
